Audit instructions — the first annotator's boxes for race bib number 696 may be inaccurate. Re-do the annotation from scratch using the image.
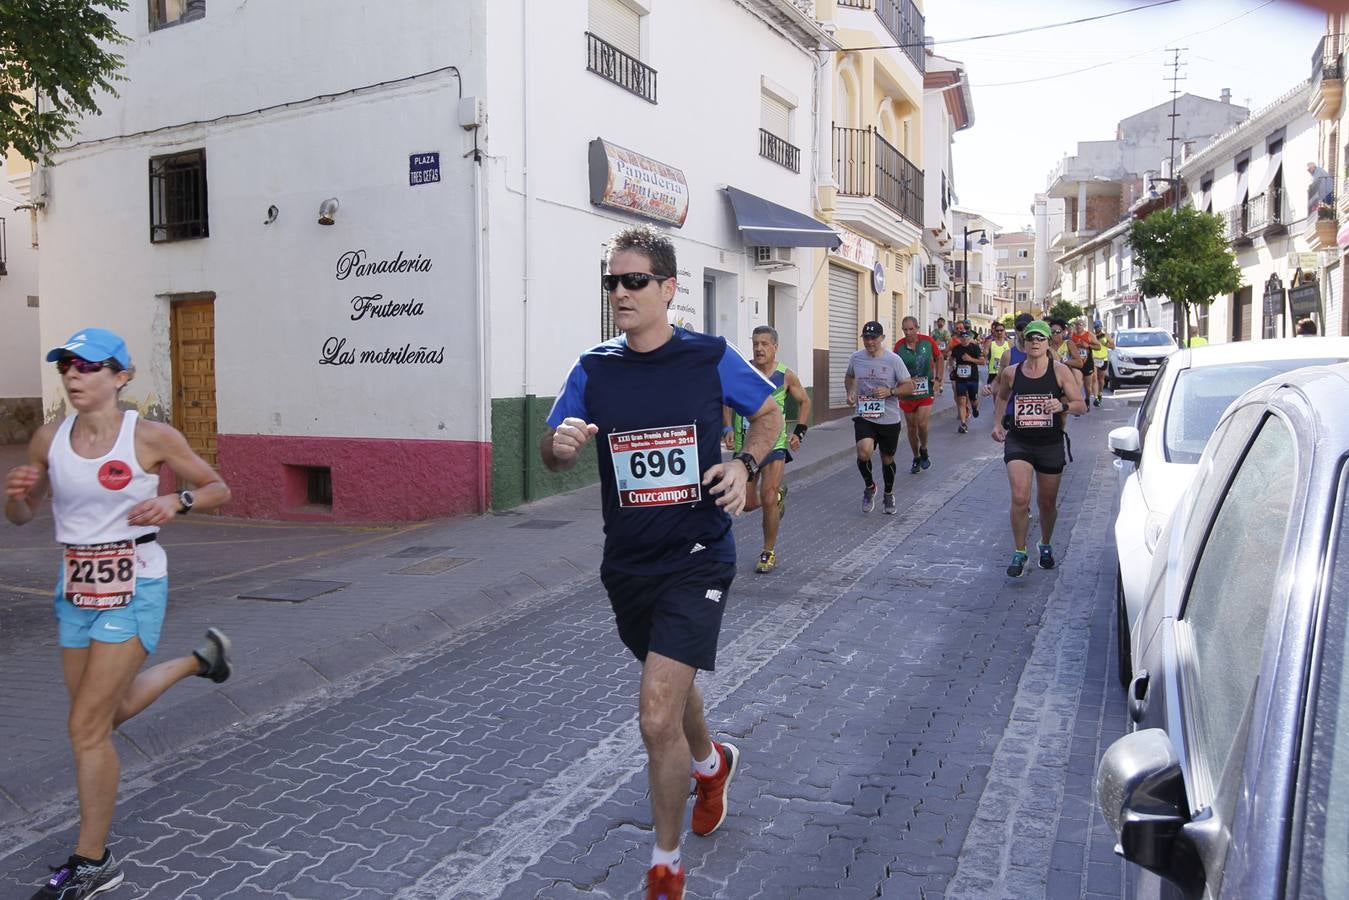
[609,425,701,507]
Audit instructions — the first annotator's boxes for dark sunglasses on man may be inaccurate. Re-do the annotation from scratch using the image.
[602,272,674,292]
[56,357,121,375]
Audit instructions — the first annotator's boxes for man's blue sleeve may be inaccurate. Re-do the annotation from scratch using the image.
[718,344,774,417]
[546,360,589,428]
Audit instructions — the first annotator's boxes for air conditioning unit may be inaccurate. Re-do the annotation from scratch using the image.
[753,246,794,267]
[923,263,940,290]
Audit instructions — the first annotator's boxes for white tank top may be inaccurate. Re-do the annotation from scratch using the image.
[48,410,167,579]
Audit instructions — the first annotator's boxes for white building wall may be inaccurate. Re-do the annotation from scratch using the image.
[0,197,41,440]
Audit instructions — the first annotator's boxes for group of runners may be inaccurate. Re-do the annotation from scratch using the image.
[5,222,1108,900]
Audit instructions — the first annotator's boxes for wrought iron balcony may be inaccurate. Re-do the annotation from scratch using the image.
[1223,204,1246,243]
[586,32,657,104]
[759,128,801,173]
[835,0,925,73]
[1311,33,1343,119]
[1245,190,1286,236]
[833,124,923,227]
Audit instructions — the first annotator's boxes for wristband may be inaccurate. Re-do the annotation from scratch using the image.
[722,425,733,436]
[793,424,808,439]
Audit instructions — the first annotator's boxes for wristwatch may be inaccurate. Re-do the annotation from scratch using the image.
[734,452,760,482]
[177,490,195,515]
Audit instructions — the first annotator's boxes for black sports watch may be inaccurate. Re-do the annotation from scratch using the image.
[734,452,760,482]
[177,490,195,515]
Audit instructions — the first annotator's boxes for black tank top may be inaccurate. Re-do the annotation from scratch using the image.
[1008,361,1065,445]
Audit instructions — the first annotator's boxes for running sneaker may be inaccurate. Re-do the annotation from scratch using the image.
[192,628,232,684]
[1038,543,1057,570]
[958,423,968,434]
[692,741,740,836]
[882,492,896,515]
[971,403,980,418]
[755,550,776,574]
[1007,550,1029,578]
[647,864,685,900]
[776,484,788,520]
[909,457,921,475]
[861,484,876,513]
[919,449,931,471]
[1093,395,1102,407]
[31,851,123,900]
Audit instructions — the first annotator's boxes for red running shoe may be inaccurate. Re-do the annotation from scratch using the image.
[691,741,740,836]
[646,864,684,900]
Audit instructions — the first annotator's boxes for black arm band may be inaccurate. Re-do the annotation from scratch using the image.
[793,424,808,439]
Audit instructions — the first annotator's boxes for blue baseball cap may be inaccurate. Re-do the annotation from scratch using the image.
[46,328,132,369]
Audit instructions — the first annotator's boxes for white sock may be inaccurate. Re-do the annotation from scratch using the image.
[692,745,721,778]
[651,844,681,872]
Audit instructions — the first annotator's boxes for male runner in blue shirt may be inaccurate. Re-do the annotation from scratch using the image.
[541,225,782,900]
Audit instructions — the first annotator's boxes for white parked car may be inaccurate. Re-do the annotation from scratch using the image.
[1107,337,1349,687]
[1106,328,1178,390]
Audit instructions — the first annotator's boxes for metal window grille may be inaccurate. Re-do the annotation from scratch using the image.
[586,32,658,104]
[149,150,209,243]
[759,129,801,173]
[306,467,332,506]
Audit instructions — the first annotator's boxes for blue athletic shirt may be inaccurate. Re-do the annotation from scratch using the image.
[547,327,774,574]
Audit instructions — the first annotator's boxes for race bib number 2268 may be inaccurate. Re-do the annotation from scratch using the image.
[609,425,701,507]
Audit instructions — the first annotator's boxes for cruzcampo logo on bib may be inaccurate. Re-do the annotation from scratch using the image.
[609,425,700,507]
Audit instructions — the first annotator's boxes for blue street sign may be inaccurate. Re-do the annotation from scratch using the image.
[409,152,440,187]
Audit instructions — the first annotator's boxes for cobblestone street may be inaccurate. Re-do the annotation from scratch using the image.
[0,399,1132,899]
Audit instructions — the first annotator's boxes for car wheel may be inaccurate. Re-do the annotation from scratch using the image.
[1116,566,1132,688]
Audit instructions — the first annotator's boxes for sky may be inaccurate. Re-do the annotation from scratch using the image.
[922,0,1327,233]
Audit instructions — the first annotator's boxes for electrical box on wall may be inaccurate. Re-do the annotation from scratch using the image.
[458,96,485,130]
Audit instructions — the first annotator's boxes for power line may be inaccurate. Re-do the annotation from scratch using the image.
[846,0,1181,52]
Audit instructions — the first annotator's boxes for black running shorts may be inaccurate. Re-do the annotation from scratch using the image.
[852,418,902,457]
[601,557,735,672]
[1003,432,1067,475]
[954,379,980,400]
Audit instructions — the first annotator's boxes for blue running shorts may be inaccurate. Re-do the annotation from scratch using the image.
[53,575,169,654]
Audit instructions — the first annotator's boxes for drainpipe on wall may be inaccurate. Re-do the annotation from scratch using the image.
[472,126,491,513]
[520,0,534,503]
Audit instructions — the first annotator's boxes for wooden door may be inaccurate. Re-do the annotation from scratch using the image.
[170,298,218,468]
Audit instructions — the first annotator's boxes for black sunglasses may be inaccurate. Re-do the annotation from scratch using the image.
[603,272,673,292]
[56,357,120,375]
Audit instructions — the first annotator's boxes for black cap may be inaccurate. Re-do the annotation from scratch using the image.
[1014,313,1034,331]
[862,321,884,337]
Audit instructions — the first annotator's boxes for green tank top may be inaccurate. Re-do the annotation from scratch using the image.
[896,340,934,399]
[733,362,789,453]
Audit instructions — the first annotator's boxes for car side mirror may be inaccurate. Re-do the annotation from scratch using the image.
[1097,729,1198,889]
[1108,426,1142,463]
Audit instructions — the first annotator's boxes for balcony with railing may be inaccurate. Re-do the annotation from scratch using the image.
[586,32,657,104]
[1311,33,1343,119]
[832,124,923,244]
[1305,183,1339,250]
[835,0,925,74]
[759,129,801,173]
[1245,189,1286,237]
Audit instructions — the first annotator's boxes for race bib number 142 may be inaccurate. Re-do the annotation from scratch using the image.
[609,425,701,507]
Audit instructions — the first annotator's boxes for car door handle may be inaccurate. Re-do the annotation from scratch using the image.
[1128,669,1149,724]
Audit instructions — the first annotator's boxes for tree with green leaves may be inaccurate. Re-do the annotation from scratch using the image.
[1048,299,1084,323]
[1128,205,1242,345]
[0,0,128,163]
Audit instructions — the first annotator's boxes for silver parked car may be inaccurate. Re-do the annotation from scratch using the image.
[1108,338,1349,687]
[1097,362,1349,898]
[1106,328,1178,390]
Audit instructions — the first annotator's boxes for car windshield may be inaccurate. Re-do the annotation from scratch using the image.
[1117,332,1173,348]
[1164,358,1345,463]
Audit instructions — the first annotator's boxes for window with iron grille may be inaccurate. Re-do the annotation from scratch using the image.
[150,0,205,30]
[149,150,209,243]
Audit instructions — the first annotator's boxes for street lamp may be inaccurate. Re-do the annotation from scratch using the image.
[962,226,991,324]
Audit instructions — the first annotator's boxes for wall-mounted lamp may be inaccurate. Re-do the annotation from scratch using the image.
[263,205,279,225]
[317,198,340,226]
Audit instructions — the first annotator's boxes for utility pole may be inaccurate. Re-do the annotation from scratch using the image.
[1165,47,1188,346]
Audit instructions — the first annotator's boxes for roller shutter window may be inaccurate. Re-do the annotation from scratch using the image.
[761,92,791,141]
[828,263,861,408]
[589,0,641,58]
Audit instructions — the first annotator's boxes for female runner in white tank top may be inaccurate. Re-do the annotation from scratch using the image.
[4,328,233,900]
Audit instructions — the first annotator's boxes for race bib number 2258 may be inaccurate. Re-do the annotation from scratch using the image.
[609,425,701,507]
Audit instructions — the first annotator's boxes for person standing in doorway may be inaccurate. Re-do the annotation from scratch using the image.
[541,226,782,900]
